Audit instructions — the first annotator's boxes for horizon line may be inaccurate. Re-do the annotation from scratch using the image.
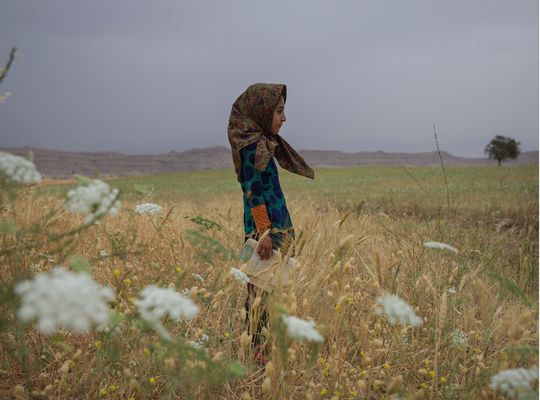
[1,144,538,160]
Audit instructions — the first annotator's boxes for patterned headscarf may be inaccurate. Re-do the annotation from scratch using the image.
[227,83,315,182]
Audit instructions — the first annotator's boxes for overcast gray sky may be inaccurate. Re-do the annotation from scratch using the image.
[0,0,538,157]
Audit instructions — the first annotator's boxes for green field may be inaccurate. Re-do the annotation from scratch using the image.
[43,164,538,209]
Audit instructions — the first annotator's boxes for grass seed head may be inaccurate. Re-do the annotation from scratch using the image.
[262,378,271,393]
[240,331,251,348]
[387,375,403,393]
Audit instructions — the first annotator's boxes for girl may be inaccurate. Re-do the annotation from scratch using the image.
[227,83,314,358]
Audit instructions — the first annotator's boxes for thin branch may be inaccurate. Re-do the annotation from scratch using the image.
[0,47,17,85]
[433,124,450,208]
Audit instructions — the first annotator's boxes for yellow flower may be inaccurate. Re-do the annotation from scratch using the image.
[224,332,230,338]
[420,383,428,389]
[335,305,342,312]
[113,269,121,277]
[321,388,328,396]
[123,278,132,286]
[99,388,107,396]
[95,340,102,349]
[439,377,447,384]
[108,385,117,391]
[383,363,390,369]
[143,348,150,356]
[176,267,183,273]
[428,370,436,378]
[149,377,156,385]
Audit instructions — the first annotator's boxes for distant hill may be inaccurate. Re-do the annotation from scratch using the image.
[1,146,537,178]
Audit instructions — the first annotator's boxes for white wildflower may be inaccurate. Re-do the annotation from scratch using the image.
[192,273,204,282]
[64,179,121,224]
[376,294,422,327]
[134,203,162,215]
[447,287,457,294]
[135,285,199,340]
[423,241,459,253]
[15,267,115,335]
[99,250,109,257]
[490,367,538,398]
[136,285,199,322]
[449,329,468,348]
[231,267,250,284]
[282,315,324,343]
[0,151,42,183]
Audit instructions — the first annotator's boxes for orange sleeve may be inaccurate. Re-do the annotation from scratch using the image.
[250,204,271,235]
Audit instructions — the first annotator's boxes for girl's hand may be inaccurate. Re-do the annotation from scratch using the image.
[257,235,273,260]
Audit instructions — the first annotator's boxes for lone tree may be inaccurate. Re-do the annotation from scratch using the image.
[484,135,521,166]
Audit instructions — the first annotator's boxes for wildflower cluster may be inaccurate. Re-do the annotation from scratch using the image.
[376,294,422,327]
[282,315,324,343]
[15,267,115,335]
[64,179,121,224]
[0,151,42,183]
[490,367,538,398]
[449,329,468,348]
[231,267,250,284]
[135,285,199,340]
[134,202,162,215]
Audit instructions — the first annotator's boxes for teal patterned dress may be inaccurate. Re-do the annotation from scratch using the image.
[240,142,295,255]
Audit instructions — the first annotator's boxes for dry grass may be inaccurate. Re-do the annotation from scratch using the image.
[0,166,538,399]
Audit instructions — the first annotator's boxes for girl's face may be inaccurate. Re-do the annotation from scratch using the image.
[270,96,286,135]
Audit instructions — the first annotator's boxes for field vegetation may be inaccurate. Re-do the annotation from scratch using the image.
[1,163,538,399]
